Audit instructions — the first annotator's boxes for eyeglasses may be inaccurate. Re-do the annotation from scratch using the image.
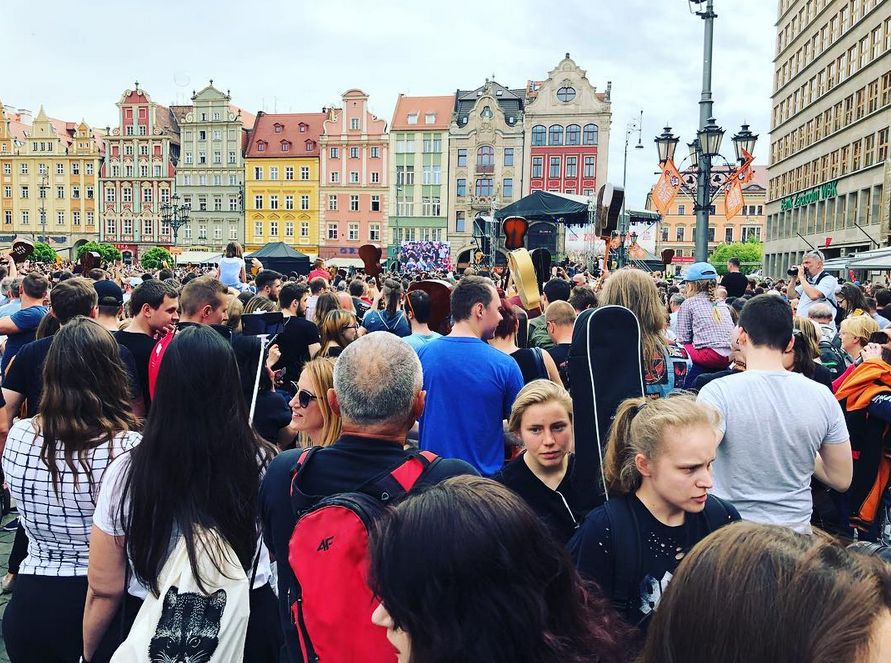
[292,388,318,409]
[342,324,360,331]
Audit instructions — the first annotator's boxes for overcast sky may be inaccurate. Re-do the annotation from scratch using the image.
[4,0,776,208]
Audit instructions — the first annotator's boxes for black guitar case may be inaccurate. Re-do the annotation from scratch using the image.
[569,305,645,504]
[515,308,529,349]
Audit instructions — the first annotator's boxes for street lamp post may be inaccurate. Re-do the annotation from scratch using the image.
[160,194,191,247]
[38,174,49,244]
[619,110,645,267]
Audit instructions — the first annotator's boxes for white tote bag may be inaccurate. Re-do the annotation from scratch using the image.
[111,529,252,663]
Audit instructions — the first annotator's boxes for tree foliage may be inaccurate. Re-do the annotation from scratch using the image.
[139,246,174,270]
[76,241,122,264]
[710,239,764,275]
[31,241,58,264]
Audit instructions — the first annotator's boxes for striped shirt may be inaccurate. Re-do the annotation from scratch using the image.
[676,292,734,352]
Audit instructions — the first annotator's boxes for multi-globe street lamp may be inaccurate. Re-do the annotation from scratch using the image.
[160,193,191,247]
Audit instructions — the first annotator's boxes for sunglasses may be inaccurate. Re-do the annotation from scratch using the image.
[291,388,318,409]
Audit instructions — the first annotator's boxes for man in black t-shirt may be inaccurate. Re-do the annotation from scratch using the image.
[114,279,180,411]
[720,257,749,298]
[545,301,576,390]
[349,279,370,320]
[274,282,320,384]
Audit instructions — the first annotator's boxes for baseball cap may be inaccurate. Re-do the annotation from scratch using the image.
[683,262,719,282]
[93,279,124,307]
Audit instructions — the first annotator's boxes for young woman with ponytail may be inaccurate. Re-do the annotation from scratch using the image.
[568,393,739,633]
[676,262,735,374]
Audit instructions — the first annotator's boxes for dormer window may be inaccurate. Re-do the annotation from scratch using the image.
[273,123,284,133]
[407,113,418,125]
[298,123,307,133]
[281,140,291,152]
[256,140,267,152]
[305,139,314,151]
[425,113,436,124]
[481,106,493,119]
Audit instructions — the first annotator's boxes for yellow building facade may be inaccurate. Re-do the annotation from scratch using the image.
[0,104,103,254]
[243,112,326,256]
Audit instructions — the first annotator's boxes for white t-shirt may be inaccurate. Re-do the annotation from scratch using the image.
[219,256,246,288]
[2,420,141,576]
[93,451,272,599]
[698,369,849,532]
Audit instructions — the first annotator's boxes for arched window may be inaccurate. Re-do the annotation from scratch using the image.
[556,86,576,102]
[548,125,564,146]
[476,145,494,167]
[565,124,581,145]
[531,125,546,146]
[480,105,493,119]
[583,124,599,145]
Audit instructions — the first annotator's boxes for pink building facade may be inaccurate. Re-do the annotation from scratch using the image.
[318,89,389,263]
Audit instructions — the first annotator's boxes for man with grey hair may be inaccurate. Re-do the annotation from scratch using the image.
[0,277,22,318]
[259,332,476,663]
[786,249,838,326]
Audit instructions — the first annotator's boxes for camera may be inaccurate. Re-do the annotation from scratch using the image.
[787,266,799,276]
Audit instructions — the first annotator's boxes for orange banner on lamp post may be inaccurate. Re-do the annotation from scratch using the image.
[652,159,682,216]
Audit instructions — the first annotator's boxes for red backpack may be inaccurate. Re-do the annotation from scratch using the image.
[287,446,439,663]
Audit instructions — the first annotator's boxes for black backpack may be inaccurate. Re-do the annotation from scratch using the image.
[818,335,848,380]
[604,494,733,625]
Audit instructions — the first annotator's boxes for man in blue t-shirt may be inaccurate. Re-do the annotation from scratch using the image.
[0,272,49,379]
[418,276,524,475]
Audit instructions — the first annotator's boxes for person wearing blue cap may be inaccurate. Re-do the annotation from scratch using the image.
[676,262,735,383]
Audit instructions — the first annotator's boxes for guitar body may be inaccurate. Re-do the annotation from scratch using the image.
[80,251,101,272]
[10,239,34,264]
[407,279,452,335]
[502,216,529,251]
[359,244,383,278]
[507,249,541,313]
[569,305,645,504]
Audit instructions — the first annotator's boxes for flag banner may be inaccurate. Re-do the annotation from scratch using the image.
[652,159,682,216]
[725,178,744,220]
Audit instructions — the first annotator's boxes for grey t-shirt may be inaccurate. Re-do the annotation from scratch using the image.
[698,369,849,532]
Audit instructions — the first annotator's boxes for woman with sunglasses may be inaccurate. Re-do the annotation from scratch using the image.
[291,357,341,447]
[318,309,359,359]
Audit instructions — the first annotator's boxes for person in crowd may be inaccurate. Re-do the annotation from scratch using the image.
[691,334,747,391]
[83,326,280,662]
[219,241,250,291]
[307,258,331,283]
[867,296,891,328]
[714,285,728,301]
[114,279,179,411]
[697,294,852,531]
[369,476,631,663]
[495,380,595,543]
[600,268,691,398]
[568,285,597,314]
[318,308,359,358]
[836,282,870,322]
[529,278,572,350]
[786,250,838,324]
[638,522,891,663]
[304,276,328,323]
[274,282,320,386]
[676,262,735,377]
[361,278,410,337]
[290,356,340,448]
[832,315,882,390]
[783,329,833,390]
[419,277,524,475]
[490,300,561,385]
[260,333,476,663]
[226,295,245,332]
[244,294,277,315]
[402,289,442,352]
[0,277,22,318]
[720,257,749,298]
[544,301,576,390]
[313,292,340,328]
[349,279,370,320]
[335,290,355,314]
[569,394,738,631]
[1,317,139,662]
[808,302,837,342]
[668,294,685,338]
[0,272,49,377]
[875,287,891,322]
[93,280,125,332]
[234,334,294,447]
[791,317,834,387]
[255,269,283,303]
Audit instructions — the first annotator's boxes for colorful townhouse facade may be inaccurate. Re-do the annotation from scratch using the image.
[0,104,104,256]
[99,85,181,263]
[170,83,254,251]
[388,94,453,261]
[243,112,326,255]
[318,89,389,265]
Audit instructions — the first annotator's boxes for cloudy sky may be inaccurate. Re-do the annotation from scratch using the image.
[4,0,776,208]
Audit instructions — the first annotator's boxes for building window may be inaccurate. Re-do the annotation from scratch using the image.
[286,167,294,180]
[301,195,310,210]
[676,226,685,242]
[270,221,279,237]
[86,211,94,225]
[328,223,339,240]
[214,227,222,240]
[350,118,360,130]
[254,195,263,209]
[456,178,467,197]
[229,151,237,164]
[270,166,279,180]
[300,221,309,238]
[583,124,599,145]
[549,156,561,178]
[369,223,380,241]
[475,178,494,196]
[370,146,380,158]
[350,147,359,159]
[285,221,294,238]
[742,225,761,241]
[330,171,340,183]
[556,86,576,102]
[503,148,514,166]
[330,147,339,158]
[285,195,294,210]
[549,125,564,146]
[661,225,669,241]
[677,204,686,215]
[348,223,359,240]
[368,195,379,212]
[566,124,581,146]
[230,197,238,211]
[476,145,494,169]
[143,188,153,203]
[71,162,80,175]
[350,171,360,184]
[457,149,467,167]
[257,141,266,152]
[455,211,465,233]
[122,188,132,203]
[21,211,29,225]
[56,211,65,225]
[254,166,263,180]
[328,194,337,211]
[56,186,65,199]
[350,195,359,211]
[531,125,546,146]
[229,225,238,239]
[20,163,27,175]
[371,172,380,183]
[724,226,734,243]
[503,178,513,198]
[143,219,153,237]
[270,195,279,210]
[707,226,715,243]
[3,210,11,225]
[86,163,93,175]
[532,157,543,178]
[255,221,263,238]
[300,166,309,180]
[566,157,578,178]
[105,187,115,202]
[583,156,595,178]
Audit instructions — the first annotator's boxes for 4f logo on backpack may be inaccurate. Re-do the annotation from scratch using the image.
[317,536,334,551]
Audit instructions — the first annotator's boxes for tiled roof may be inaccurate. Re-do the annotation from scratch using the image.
[231,105,256,130]
[154,104,180,136]
[391,94,455,130]
[245,112,326,158]
[454,82,525,127]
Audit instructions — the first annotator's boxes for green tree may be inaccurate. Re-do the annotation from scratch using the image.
[31,241,58,264]
[140,246,174,270]
[710,240,764,275]
[76,241,122,264]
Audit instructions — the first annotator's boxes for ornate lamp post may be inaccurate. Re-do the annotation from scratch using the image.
[160,193,191,247]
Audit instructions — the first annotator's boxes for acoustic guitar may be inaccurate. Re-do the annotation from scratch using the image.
[407,279,452,335]
[10,239,34,264]
[507,248,541,313]
[502,216,528,251]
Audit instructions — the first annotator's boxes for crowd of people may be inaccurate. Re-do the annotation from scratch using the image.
[0,242,890,662]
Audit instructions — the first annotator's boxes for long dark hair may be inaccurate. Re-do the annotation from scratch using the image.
[121,325,272,596]
[37,316,136,498]
[368,476,631,663]
[839,283,869,317]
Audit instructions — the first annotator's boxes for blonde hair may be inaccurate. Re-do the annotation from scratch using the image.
[686,279,717,302]
[244,295,276,314]
[299,357,341,448]
[319,309,358,358]
[508,380,573,435]
[544,300,577,327]
[600,268,668,365]
[226,296,244,332]
[793,317,820,358]
[840,315,879,348]
[603,394,721,495]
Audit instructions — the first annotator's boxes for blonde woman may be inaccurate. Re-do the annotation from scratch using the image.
[495,380,591,543]
[318,309,359,359]
[832,314,882,390]
[600,268,692,397]
[569,394,739,630]
[291,357,341,448]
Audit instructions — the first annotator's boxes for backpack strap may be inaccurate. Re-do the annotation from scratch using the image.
[700,494,732,532]
[532,347,547,380]
[604,495,643,621]
[289,446,322,517]
[361,450,439,503]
